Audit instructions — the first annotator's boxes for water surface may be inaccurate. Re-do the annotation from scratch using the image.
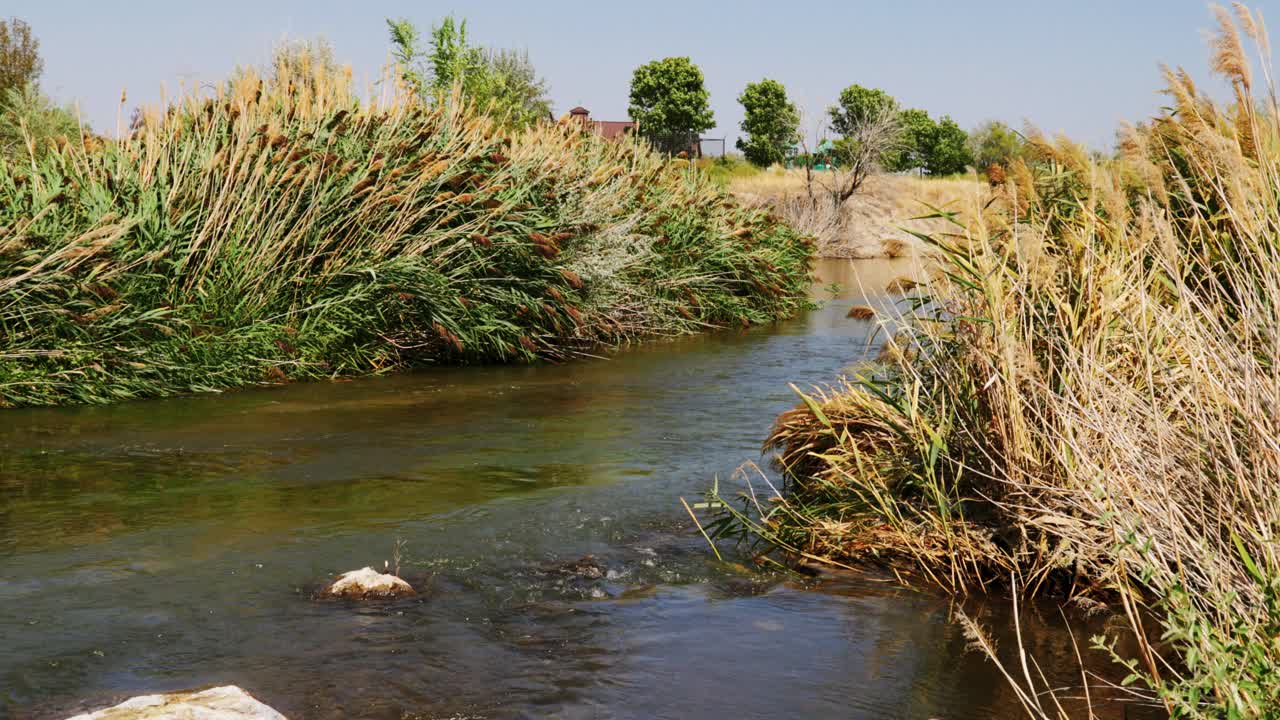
[1,259,1149,719]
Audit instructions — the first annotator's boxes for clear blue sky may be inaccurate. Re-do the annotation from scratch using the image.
[8,1,1268,148]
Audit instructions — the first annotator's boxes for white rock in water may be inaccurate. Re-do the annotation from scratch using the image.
[66,685,286,719]
[324,566,415,599]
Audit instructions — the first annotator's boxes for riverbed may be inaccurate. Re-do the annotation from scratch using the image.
[1,259,1149,719]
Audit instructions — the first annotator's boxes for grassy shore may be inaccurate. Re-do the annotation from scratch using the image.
[718,162,983,259]
[0,51,812,407]
[712,7,1280,716]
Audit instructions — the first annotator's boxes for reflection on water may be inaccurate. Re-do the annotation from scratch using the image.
[0,260,1152,719]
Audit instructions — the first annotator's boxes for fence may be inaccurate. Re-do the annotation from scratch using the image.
[698,137,726,158]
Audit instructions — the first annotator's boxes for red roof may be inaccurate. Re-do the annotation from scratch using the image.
[591,120,635,140]
[569,106,590,115]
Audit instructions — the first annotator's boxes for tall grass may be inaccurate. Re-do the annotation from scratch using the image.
[0,48,812,407]
[711,5,1280,715]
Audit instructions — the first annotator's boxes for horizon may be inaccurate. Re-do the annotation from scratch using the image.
[6,1,1271,150]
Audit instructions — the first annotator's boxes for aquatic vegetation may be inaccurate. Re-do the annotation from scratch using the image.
[712,5,1280,716]
[0,48,812,407]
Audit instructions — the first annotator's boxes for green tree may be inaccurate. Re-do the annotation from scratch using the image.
[883,108,935,172]
[482,48,551,127]
[386,16,550,128]
[628,57,715,153]
[0,17,42,96]
[828,84,898,137]
[967,120,1023,170]
[921,116,972,175]
[736,78,799,167]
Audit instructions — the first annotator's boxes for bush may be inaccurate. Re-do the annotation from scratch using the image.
[711,5,1280,717]
[0,52,812,407]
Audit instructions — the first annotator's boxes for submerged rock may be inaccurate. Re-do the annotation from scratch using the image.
[552,554,606,580]
[323,566,415,599]
[66,685,285,719]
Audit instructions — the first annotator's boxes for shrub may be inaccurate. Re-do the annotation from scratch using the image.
[0,51,812,407]
[711,5,1280,716]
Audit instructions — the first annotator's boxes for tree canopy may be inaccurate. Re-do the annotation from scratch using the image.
[921,116,972,175]
[736,78,799,167]
[968,120,1024,170]
[386,16,551,128]
[883,107,934,172]
[829,84,973,176]
[0,17,42,96]
[628,57,714,151]
[828,84,898,137]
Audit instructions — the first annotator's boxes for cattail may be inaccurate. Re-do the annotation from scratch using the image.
[369,157,385,173]
[886,277,918,294]
[274,339,298,355]
[489,151,508,164]
[421,159,450,179]
[458,296,471,309]
[565,305,584,328]
[386,193,408,206]
[482,199,502,210]
[551,231,573,243]
[739,316,750,328]
[326,110,349,129]
[265,366,288,383]
[448,332,465,353]
[397,291,414,302]
[454,193,475,204]
[534,243,560,259]
[516,304,529,317]
[471,234,492,247]
[676,305,694,320]
[846,305,875,320]
[434,191,456,203]
[559,268,583,289]
[89,284,118,300]
[519,336,538,352]
[529,231,549,244]
[433,321,449,339]
[547,287,563,302]
[541,302,556,317]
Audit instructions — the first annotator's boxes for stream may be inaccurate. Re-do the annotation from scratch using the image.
[1,259,1149,719]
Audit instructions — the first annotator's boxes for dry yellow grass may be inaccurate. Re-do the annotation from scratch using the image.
[729,169,986,258]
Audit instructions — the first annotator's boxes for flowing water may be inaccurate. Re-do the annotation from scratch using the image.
[1,259,1151,719]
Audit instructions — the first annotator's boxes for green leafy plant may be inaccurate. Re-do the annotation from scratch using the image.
[736,78,799,167]
[627,56,715,155]
[386,16,550,129]
[0,46,812,408]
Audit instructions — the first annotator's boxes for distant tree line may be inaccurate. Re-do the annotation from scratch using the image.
[735,78,1025,179]
[1,12,1027,192]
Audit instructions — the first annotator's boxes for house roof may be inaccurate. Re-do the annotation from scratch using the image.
[592,120,635,140]
[569,106,590,115]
